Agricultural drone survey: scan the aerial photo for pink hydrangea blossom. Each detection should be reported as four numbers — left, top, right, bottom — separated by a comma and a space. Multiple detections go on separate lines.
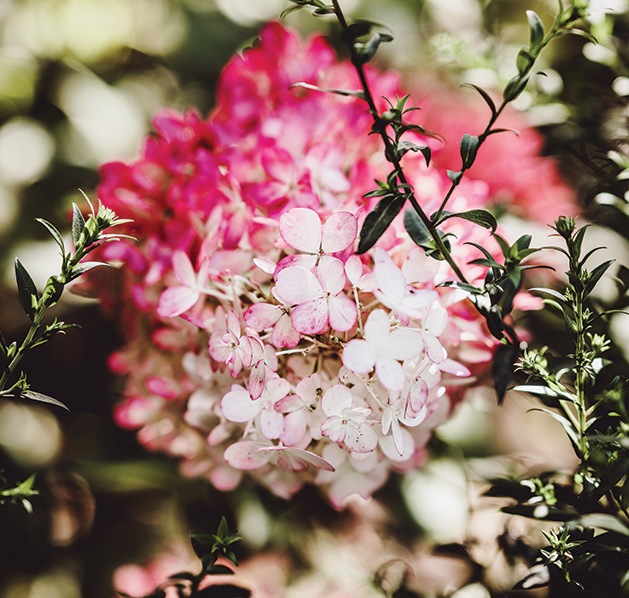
87, 21, 574, 507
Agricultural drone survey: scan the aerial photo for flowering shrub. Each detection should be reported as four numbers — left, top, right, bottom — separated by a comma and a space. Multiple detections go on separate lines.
91, 22, 573, 508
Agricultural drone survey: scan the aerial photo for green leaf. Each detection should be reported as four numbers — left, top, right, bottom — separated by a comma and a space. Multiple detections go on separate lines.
575, 513, 629, 536
70, 261, 112, 278
354, 31, 391, 64
435, 209, 497, 232
36, 218, 66, 256
14, 258, 39, 320
493, 342, 520, 403
516, 48, 535, 74
462, 83, 496, 118
447, 169, 462, 185
527, 407, 581, 455
583, 259, 614, 299
459, 133, 479, 169
397, 141, 431, 166
21, 390, 71, 412
486, 304, 504, 339
512, 384, 576, 403
527, 10, 545, 51
357, 192, 406, 254
168, 571, 196, 582
403, 209, 452, 259
503, 73, 531, 103
71, 203, 86, 248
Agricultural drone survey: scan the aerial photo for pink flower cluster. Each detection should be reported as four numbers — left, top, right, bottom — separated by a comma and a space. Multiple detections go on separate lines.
92, 22, 571, 508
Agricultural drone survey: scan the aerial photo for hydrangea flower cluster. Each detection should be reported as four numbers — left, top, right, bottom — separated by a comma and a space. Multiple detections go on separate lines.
91, 22, 572, 508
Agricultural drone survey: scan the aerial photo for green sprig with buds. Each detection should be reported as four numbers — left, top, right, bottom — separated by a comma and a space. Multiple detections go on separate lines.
0, 193, 133, 411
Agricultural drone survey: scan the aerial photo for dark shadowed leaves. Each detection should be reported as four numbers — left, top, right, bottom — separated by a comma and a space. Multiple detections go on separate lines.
358, 193, 406, 254
493, 342, 520, 403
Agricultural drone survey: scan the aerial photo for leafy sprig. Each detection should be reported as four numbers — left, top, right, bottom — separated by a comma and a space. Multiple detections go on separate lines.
0, 193, 132, 411
491, 218, 629, 593
284, 0, 590, 399
118, 517, 246, 598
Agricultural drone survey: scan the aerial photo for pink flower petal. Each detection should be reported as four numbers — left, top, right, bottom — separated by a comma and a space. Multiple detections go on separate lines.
321, 211, 357, 253
345, 255, 363, 286
328, 294, 357, 332
271, 313, 301, 348
171, 250, 196, 287
274, 266, 321, 305
290, 298, 329, 334
224, 441, 271, 470
425, 335, 447, 363
259, 446, 335, 472
280, 411, 307, 446
315, 256, 346, 295
382, 328, 423, 361
157, 286, 199, 318
373, 248, 405, 302
244, 303, 282, 330
363, 309, 391, 345
344, 423, 378, 453
279, 207, 321, 253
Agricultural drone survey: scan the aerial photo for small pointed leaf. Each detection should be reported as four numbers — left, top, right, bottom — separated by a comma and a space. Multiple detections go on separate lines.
71, 203, 86, 247
462, 83, 497, 117
14, 258, 39, 320
357, 192, 406, 254
36, 218, 66, 256
21, 390, 71, 412
435, 209, 497, 232
459, 133, 479, 169
527, 11, 545, 51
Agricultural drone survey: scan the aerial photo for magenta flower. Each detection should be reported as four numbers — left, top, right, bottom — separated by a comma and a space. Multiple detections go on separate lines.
274, 257, 357, 334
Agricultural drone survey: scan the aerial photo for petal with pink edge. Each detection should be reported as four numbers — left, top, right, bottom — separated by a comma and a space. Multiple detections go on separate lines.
279, 207, 321, 253
244, 303, 282, 330
345, 424, 378, 453
224, 441, 271, 470
157, 286, 199, 318
321, 211, 357, 253
274, 266, 321, 305
291, 298, 329, 334
328, 295, 357, 332
220, 387, 261, 422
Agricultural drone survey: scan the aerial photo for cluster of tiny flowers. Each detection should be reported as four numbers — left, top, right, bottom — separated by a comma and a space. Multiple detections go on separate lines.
91, 22, 571, 507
